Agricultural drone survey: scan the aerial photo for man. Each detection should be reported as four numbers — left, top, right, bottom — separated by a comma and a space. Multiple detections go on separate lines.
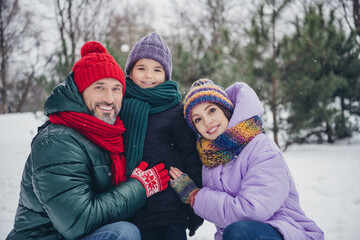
6, 41, 170, 240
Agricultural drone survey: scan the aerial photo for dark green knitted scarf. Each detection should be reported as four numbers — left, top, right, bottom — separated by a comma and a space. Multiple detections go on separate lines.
121, 77, 181, 177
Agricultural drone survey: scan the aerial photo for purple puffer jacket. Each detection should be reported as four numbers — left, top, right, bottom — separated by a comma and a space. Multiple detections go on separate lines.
192, 82, 324, 240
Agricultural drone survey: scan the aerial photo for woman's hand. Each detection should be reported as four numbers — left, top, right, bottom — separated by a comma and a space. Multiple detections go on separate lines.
169, 166, 184, 180
169, 167, 199, 207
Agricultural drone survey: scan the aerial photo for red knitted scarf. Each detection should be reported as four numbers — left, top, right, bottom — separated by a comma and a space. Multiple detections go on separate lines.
49, 111, 126, 185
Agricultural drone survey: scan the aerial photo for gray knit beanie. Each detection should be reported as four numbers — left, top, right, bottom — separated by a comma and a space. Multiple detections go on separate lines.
125, 32, 172, 80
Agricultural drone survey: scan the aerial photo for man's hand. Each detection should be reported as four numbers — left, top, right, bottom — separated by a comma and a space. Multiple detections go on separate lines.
130, 161, 170, 197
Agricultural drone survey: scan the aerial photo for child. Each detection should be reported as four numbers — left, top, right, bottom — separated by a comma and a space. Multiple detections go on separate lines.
120, 32, 203, 240
170, 79, 324, 240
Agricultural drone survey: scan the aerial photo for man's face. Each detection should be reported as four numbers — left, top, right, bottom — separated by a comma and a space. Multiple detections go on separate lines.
82, 78, 123, 125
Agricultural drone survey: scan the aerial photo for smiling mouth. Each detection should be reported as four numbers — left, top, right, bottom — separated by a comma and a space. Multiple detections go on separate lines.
98, 105, 114, 111
141, 81, 155, 86
207, 126, 219, 134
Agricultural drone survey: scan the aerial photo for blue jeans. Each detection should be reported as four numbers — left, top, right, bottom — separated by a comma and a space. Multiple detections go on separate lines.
82, 221, 141, 240
223, 221, 284, 240
141, 225, 187, 240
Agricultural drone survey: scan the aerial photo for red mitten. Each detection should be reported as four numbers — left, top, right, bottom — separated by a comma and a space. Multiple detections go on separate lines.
130, 161, 170, 197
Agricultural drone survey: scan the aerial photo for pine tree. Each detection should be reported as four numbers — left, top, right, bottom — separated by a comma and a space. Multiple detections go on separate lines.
281, 4, 360, 146
242, 0, 292, 145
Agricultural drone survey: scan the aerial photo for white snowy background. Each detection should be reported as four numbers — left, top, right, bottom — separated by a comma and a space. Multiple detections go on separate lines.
0, 112, 359, 239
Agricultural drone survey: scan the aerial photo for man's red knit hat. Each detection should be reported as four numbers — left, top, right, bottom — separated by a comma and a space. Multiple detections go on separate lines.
72, 41, 125, 94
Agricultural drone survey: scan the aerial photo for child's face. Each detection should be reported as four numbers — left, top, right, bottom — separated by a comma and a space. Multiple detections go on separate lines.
191, 102, 229, 140
129, 58, 166, 88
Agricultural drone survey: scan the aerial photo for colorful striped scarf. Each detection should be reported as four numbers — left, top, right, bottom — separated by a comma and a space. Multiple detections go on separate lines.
197, 116, 265, 167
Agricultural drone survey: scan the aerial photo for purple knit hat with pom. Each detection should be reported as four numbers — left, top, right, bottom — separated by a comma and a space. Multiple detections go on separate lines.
125, 32, 172, 80
184, 79, 234, 133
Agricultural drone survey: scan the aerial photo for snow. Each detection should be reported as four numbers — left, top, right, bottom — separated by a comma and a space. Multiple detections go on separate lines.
0, 112, 359, 239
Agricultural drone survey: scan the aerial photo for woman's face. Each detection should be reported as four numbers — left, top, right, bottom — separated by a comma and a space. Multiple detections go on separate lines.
191, 102, 229, 140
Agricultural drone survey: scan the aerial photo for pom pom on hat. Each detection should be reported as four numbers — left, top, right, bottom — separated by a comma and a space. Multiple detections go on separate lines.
73, 41, 125, 93
80, 41, 107, 57
125, 32, 172, 80
184, 79, 234, 133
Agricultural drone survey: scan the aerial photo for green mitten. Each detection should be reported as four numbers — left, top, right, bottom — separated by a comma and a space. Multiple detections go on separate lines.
170, 173, 199, 204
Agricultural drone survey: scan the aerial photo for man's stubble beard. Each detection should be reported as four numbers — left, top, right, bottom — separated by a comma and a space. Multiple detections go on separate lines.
93, 112, 117, 125
92, 103, 121, 125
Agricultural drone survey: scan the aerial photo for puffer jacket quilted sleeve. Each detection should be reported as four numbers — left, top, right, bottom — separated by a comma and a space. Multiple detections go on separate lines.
34, 125, 146, 239
7, 123, 146, 240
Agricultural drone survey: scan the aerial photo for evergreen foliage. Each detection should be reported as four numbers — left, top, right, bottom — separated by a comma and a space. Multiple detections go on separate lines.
172, 28, 244, 96
4, 0, 360, 148
281, 4, 360, 146
241, 0, 292, 145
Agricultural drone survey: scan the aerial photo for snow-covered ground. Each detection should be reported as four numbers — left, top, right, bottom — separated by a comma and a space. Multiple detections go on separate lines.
0, 112, 359, 239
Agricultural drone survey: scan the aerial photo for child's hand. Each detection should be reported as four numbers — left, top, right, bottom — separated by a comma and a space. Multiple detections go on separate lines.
169, 166, 184, 180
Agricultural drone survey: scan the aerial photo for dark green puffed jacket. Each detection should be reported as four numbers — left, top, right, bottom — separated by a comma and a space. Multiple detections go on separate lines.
6, 73, 147, 240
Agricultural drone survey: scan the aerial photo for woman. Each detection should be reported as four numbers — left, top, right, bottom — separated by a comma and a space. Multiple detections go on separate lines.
170, 79, 324, 240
